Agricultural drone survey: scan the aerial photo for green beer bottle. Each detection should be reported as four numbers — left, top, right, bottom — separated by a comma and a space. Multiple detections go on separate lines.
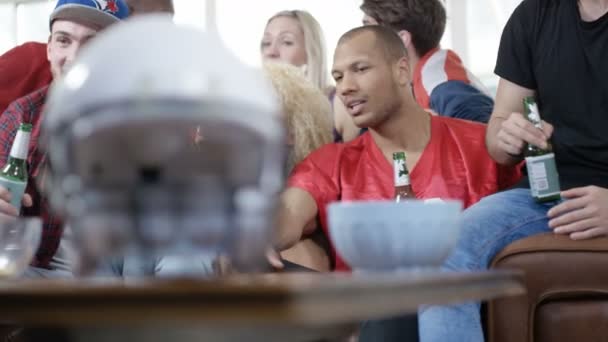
523, 97, 561, 202
0, 123, 32, 211
393, 152, 415, 202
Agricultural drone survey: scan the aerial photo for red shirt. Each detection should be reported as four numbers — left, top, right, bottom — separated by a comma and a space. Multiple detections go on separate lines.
288, 115, 521, 271
0, 42, 52, 114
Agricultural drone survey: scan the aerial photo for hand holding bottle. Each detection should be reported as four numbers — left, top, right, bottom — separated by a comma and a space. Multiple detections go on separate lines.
0, 187, 32, 217
0, 123, 33, 216
496, 112, 554, 157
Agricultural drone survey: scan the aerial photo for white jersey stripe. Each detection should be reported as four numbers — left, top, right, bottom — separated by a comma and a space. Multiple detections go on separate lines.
420, 49, 449, 97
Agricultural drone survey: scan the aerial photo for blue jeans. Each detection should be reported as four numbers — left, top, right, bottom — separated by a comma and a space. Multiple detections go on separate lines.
108, 253, 215, 279
418, 188, 556, 342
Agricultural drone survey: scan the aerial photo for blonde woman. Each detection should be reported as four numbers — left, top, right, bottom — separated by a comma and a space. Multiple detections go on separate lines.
264, 62, 333, 271
261, 10, 363, 143
261, 10, 330, 92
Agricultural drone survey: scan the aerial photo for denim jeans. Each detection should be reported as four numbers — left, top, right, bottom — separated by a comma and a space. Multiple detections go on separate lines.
418, 188, 556, 342
108, 253, 214, 279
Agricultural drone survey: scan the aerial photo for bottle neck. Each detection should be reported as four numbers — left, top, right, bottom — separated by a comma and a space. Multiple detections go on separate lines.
527, 144, 552, 155
9, 130, 30, 160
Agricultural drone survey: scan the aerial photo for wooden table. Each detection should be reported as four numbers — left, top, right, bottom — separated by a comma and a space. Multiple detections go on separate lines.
0, 270, 525, 341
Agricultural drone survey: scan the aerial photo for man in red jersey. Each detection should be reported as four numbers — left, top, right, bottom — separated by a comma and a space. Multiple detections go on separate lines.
271, 25, 519, 342
274, 25, 520, 272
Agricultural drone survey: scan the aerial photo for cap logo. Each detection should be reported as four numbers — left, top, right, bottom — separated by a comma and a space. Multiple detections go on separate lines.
93, 0, 118, 13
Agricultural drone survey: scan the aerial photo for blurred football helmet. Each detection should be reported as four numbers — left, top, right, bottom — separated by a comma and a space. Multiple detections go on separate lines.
42, 15, 285, 274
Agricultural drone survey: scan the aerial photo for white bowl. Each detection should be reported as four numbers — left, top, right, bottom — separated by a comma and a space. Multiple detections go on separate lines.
0, 218, 42, 278
328, 200, 462, 271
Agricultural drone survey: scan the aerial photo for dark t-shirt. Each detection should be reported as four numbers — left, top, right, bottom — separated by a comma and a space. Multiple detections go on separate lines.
495, 0, 608, 190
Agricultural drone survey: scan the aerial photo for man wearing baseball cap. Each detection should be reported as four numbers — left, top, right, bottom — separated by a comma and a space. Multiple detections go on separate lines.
46, 0, 130, 77
50, 0, 130, 29
0, 0, 128, 278
0, 0, 174, 114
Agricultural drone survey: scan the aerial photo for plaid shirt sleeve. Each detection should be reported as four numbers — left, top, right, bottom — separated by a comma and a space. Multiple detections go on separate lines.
0, 88, 64, 269
0, 99, 23, 165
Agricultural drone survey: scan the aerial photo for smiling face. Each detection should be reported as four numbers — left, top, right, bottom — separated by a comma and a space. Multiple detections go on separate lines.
47, 20, 98, 78
331, 31, 404, 129
260, 16, 308, 67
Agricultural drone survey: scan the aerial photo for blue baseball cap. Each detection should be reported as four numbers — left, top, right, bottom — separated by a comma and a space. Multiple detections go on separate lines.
50, 0, 129, 30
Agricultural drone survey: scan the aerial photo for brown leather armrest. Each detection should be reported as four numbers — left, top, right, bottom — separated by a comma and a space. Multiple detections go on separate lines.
491, 232, 608, 292
488, 233, 608, 342
492, 233, 608, 267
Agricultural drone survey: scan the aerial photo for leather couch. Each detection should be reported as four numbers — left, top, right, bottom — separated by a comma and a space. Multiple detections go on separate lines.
487, 233, 608, 342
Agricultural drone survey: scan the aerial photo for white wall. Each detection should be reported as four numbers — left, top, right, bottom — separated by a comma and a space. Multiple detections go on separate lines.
213, 0, 362, 69
0, 0, 523, 90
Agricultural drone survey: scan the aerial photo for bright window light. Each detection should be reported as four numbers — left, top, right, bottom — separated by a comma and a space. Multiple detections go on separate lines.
1, 0, 524, 92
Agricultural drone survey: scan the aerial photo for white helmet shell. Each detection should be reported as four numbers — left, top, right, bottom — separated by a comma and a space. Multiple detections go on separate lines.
45, 15, 279, 136
42, 15, 285, 274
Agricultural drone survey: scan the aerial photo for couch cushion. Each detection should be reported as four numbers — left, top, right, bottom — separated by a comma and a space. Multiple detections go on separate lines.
487, 233, 608, 342
535, 299, 608, 342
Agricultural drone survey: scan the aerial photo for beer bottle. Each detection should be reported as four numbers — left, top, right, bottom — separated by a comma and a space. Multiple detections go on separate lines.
523, 97, 561, 202
0, 123, 32, 211
393, 152, 415, 202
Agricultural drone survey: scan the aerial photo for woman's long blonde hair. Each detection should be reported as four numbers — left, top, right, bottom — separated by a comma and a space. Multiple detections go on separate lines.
266, 10, 331, 92
264, 62, 333, 174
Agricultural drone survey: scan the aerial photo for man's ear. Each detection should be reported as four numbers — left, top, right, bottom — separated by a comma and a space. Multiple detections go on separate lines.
395, 57, 411, 86
397, 30, 412, 49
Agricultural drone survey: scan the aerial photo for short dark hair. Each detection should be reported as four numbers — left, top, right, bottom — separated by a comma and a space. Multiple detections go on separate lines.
360, 0, 446, 57
337, 25, 408, 63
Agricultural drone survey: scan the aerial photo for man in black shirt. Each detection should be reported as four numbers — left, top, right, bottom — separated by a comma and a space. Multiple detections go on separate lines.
419, 0, 608, 340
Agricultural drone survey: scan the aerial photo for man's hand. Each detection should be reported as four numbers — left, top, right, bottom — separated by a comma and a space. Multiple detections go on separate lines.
266, 248, 284, 269
496, 112, 554, 157
0, 186, 32, 217
548, 186, 608, 240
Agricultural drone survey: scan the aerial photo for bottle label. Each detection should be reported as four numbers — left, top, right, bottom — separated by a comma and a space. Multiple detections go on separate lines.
9, 130, 31, 160
525, 153, 560, 199
393, 159, 410, 186
0, 176, 26, 211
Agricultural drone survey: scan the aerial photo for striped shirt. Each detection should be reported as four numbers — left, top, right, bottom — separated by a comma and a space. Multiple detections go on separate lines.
412, 48, 494, 123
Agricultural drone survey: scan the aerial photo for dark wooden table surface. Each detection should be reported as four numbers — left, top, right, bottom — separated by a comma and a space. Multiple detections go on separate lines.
0, 270, 525, 342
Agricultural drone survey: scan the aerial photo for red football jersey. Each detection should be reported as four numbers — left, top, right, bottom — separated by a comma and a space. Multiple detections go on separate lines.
288, 115, 521, 271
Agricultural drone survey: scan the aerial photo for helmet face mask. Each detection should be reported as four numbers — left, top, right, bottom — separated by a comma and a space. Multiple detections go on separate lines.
42, 16, 285, 275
